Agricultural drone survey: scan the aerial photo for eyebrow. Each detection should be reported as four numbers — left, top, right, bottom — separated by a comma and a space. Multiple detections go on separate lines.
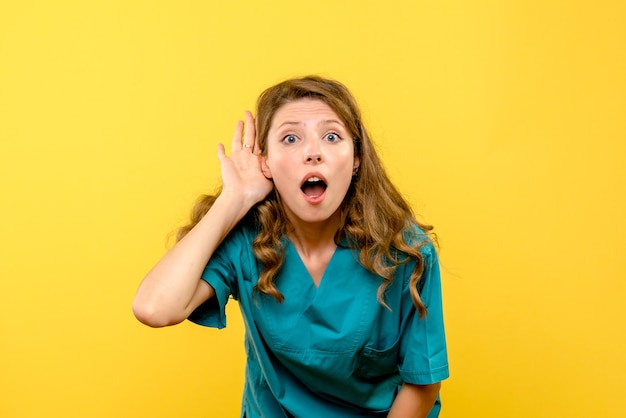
276, 119, 345, 129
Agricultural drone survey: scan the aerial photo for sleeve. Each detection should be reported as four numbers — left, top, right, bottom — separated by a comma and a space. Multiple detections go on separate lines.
397, 241, 449, 385
187, 230, 242, 329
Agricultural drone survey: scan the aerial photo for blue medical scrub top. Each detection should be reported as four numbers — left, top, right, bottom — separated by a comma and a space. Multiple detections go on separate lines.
189, 225, 449, 417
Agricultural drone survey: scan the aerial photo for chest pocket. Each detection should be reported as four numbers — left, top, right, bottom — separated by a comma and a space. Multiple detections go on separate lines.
354, 337, 401, 380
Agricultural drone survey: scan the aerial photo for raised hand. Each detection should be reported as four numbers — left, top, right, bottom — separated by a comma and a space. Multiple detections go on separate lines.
217, 111, 273, 208
133, 111, 271, 328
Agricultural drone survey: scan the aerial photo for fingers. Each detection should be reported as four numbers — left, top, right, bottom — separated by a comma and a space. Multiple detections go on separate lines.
230, 120, 244, 153
217, 143, 226, 161
227, 112, 255, 156
242, 111, 256, 151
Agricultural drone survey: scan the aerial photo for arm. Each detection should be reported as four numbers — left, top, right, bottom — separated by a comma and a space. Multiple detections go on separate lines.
132, 112, 272, 327
387, 382, 441, 418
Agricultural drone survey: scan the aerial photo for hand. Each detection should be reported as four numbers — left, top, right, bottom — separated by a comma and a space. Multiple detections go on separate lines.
217, 111, 273, 207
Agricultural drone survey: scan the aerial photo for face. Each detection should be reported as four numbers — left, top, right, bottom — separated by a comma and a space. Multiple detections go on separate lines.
261, 99, 360, 226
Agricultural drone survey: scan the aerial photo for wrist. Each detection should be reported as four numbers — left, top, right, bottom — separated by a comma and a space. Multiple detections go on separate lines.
213, 191, 255, 223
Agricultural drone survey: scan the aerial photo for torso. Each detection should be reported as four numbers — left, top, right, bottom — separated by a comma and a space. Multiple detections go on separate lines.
189, 225, 448, 417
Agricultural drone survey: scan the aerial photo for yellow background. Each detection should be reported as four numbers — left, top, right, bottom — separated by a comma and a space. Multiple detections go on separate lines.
1, 1, 624, 417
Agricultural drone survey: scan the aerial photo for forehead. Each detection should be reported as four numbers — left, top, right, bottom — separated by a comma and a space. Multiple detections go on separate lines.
270, 98, 343, 127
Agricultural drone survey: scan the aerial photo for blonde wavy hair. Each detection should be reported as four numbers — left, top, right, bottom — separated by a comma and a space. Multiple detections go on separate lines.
178, 76, 434, 317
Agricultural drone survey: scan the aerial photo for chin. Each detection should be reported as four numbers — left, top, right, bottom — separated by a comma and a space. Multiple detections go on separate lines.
295, 207, 342, 225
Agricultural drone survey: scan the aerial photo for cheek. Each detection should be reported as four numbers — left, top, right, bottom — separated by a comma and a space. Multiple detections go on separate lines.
264, 156, 296, 187
332, 156, 357, 187
265, 146, 297, 171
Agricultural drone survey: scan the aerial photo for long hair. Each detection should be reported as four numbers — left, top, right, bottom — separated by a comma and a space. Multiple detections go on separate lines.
178, 76, 434, 317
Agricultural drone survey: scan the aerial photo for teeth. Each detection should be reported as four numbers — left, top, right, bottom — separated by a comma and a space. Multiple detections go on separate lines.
307, 176, 321, 182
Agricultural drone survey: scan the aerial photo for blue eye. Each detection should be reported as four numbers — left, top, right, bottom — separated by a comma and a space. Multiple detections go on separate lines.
325, 133, 340, 143
283, 134, 297, 144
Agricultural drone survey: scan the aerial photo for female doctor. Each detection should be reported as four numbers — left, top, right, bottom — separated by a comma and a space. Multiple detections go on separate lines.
133, 76, 449, 417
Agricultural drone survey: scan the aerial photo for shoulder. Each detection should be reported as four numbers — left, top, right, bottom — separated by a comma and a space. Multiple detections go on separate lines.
209, 223, 258, 265
402, 223, 437, 258
397, 224, 439, 287
223, 222, 257, 246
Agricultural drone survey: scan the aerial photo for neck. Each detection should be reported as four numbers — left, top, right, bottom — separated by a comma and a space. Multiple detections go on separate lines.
286, 211, 341, 257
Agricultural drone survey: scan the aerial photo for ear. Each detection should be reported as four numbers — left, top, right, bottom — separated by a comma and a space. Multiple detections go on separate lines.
261, 156, 273, 179
353, 156, 360, 173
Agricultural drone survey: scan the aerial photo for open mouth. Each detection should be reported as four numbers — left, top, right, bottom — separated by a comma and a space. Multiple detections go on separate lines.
301, 176, 327, 198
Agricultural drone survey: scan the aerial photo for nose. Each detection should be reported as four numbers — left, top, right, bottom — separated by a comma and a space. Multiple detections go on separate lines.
306, 152, 322, 163
304, 140, 322, 164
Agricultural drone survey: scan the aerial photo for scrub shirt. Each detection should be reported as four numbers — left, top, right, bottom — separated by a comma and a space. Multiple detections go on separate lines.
189, 224, 449, 417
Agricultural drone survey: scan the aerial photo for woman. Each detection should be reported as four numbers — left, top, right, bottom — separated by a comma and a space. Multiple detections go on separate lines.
133, 76, 449, 417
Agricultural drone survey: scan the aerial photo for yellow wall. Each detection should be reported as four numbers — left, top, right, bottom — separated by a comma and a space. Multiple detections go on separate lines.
1, 1, 624, 417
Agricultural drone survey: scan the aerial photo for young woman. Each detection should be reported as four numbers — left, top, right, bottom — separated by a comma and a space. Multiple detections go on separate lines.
133, 76, 449, 417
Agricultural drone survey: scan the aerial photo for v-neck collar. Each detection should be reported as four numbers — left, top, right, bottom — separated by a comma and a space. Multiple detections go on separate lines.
284, 238, 340, 292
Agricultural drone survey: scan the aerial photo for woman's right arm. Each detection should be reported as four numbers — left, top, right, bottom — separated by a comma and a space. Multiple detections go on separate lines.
132, 112, 272, 327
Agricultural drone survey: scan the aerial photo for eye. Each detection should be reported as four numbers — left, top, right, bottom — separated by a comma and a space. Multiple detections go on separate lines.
282, 134, 298, 144
325, 132, 341, 143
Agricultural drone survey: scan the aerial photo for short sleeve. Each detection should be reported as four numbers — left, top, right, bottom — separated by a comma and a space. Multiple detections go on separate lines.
398, 242, 449, 384
187, 230, 243, 329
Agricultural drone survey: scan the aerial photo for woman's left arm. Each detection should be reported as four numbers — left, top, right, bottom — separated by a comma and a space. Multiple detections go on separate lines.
387, 382, 441, 418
